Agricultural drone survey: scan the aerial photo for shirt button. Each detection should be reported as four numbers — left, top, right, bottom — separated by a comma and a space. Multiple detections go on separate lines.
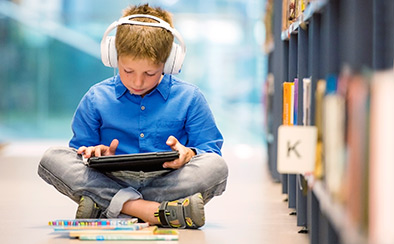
140, 133, 144, 138
141, 106, 145, 111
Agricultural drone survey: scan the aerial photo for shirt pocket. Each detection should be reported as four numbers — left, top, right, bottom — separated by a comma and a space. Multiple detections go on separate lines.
155, 120, 185, 149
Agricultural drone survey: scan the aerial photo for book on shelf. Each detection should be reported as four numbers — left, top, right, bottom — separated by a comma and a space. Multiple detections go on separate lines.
368, 70, 394, 244
282, 0, 296, 30
263, 0, 274, 54
302, 77, 312, 126
282, 81, 294, 126
293, 78, 299, 125
344, 72, 369, 233
282, 0, 310, 31
322, 74, 346, 200
282, 0, 289, 31
300, 0, 309, 13
300, 77, 312, 194
289, 0, 297, 22
263, 73, 275, 143
314, 79, 326, 180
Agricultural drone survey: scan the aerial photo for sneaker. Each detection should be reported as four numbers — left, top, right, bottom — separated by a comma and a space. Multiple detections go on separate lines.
154, 193, 205, 229
75, 196, 102, 219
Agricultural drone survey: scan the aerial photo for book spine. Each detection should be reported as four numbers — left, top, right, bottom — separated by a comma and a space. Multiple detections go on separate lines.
323, 93, 345, 199
79, 234, 179, 241
293, 78, 299, 125
313, 79, 326, 179
282, 82, 294, 126
302, 78, 311, 126
323, 75, 346, 199
344, 74, 369, 231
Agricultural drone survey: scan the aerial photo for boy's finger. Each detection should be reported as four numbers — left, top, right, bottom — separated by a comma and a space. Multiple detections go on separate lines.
77, 146, 87, 154
95, 147, 101, 157
109, 139, 119, 155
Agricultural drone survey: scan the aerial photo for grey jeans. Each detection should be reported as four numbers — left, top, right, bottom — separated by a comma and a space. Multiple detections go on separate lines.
37, 147, 228, 218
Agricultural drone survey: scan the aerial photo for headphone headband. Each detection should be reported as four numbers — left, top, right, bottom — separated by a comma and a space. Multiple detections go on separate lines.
100, 14, 186, 74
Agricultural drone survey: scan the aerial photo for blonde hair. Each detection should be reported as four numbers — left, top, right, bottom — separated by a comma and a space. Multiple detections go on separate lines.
115, 4, 174, 64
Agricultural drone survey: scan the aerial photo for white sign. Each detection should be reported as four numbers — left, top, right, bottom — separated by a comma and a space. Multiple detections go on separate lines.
277, 125, 317, 174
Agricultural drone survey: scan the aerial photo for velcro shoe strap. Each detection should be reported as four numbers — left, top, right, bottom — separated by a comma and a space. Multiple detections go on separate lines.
157, 202, 171, 227
158, 209, 170, 227
157, 201, 187, 228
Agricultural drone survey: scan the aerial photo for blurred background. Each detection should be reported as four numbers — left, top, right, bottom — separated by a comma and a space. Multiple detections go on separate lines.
0, 0, 267, 147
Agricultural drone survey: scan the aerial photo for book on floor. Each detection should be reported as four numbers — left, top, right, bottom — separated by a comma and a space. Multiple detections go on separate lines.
48, 218, 179, 241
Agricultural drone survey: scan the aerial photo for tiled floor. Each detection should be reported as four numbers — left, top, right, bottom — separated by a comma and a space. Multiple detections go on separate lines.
0, 141, 309, 244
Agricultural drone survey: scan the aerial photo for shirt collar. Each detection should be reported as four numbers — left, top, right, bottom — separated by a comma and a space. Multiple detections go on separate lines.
114, 74, 171, 100
115, 75, 128, 99
154, 74, 171, 100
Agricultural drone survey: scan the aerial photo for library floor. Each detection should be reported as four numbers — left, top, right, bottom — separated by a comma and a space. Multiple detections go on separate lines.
0, 141, 309, 244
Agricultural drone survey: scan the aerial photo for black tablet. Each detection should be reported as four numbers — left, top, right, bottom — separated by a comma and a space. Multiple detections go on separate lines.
86, 151, 179, 172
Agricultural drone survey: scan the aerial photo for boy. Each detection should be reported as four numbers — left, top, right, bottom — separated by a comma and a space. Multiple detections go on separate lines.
38, 4, 228, 229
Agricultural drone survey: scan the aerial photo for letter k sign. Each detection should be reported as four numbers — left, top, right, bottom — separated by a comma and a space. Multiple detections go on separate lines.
277, 125, 317, 174
287, 140, 301, 158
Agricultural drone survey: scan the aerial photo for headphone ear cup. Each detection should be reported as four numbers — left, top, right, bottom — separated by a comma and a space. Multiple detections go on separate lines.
101, 36, 118, 68
164, 43, 185, 74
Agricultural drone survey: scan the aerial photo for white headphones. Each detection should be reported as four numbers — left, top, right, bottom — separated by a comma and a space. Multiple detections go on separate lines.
100, 14, 186, 74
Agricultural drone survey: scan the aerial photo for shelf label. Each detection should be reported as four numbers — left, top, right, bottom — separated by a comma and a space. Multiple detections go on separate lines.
277, 125, 317, 174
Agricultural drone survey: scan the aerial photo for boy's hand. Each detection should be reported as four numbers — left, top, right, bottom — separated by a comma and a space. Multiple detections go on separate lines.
163, 135, 196, 169
77, 139, 119, 159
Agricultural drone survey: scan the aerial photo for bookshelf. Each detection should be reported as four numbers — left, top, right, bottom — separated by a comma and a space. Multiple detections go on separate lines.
264, 0, 394, 243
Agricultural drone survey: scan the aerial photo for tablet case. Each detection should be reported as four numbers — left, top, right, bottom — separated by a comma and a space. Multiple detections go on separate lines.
87, 151, 179, 172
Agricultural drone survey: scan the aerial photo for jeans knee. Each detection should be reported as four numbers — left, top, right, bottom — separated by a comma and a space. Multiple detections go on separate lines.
208, 153, 229, 178
196, 153, 228, 202
39, 147, 62, 168
38, 146, 77, 174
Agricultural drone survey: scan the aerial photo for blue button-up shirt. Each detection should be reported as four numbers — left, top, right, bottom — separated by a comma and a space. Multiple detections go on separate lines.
69, 74, 223, 156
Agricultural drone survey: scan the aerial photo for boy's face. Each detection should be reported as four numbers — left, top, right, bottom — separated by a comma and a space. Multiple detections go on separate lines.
118, 55, 164, 97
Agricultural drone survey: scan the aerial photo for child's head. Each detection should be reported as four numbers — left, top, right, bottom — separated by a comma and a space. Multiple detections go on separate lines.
115, 4, 174, 65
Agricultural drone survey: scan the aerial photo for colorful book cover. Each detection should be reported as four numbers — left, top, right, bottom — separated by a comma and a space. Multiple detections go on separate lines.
48, 218, 179, 241
282, 81, 294, 126
49, 218, 139, 230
